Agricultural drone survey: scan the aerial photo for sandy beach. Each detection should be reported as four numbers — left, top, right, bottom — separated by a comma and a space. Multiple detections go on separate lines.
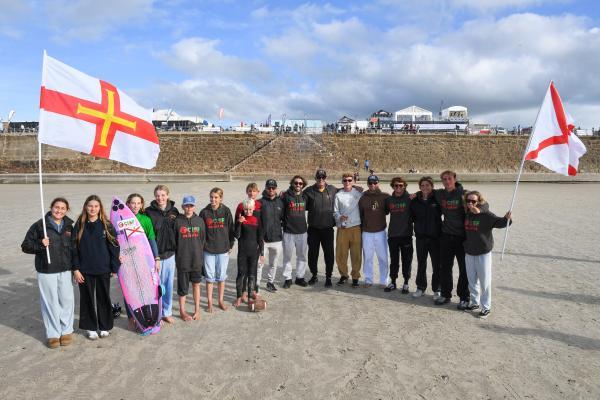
1, 181, 599, 399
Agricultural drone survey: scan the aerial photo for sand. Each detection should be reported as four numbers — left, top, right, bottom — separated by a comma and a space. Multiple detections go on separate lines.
0, 181, 599, 399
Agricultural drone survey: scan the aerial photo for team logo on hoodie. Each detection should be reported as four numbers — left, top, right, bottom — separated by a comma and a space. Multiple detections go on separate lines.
388, 201, 407, 213
205, 217, 225, 229
441, 199, 461, 211
464, 218, 480, 232
289, 201, 305, 212
180, 226, 201, 238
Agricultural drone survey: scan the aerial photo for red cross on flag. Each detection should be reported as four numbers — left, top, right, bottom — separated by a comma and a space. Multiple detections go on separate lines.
38, 53, 159, 169
524, 82, 586, 176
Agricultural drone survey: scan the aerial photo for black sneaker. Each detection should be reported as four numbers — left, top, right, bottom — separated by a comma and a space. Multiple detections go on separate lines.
384, 283, 397, 292
478, 309, 490, 319
457, 300, 468, 310
324, 278, 332, 288
401, 283, 409, 294
295, 278, 308, 287
351, 279, 359, 288
282, 279, 292, 289
266, 282, 278, 292
308, 275, 319, 285
337, 276, 348, 286
434, 297, 451, 305
466, 304, 480, 311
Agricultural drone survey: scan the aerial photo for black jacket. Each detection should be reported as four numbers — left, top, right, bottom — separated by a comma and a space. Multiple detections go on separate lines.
410, 193, 442, 239
145, 200, 179, 259
21, 213, 74, 274
260, 190, 284, 243
282, 187, 308, 234
303, 183, 337, 229
72, 219, 120, 275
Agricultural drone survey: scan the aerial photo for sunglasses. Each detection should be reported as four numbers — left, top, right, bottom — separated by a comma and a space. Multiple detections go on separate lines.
342, 179, 353, 183
368, 181, 379, 185
466, 199, 478, 204
316, 176, 326, 180
267, 186, 277, 190
393, 184, 405, 188
293, 181, 304, 186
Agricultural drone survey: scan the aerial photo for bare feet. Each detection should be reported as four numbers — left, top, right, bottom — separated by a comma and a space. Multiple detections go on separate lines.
207, 303, 214, 313
128, 318, 137, 331
218, 301, 229, 311
241, 292, 248, 304
162, 316, 175, 324
180, 311, 192, 322
233, 298, 243, 307
192, 311, 201, 320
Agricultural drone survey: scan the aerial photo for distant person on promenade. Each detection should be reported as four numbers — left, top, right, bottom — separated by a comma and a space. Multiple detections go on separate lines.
233, 198, 264, 308
260, 179, 285, 293
304, 169, 337, 287
281, 175, 309, 288
200, 188, 235, 312
385, 177, 413, 293
333, 172, 363, 288
434, 171, 486, 309
21, 197, 75, 349
173, 195, 205, 321
463, 191, 512, 318
125, 193, 160, 330
364, 158, 370, 172
358, 175, 390, 288
72, 195, 120, 340
410, 177, 442, 299
146, 185, 179, 324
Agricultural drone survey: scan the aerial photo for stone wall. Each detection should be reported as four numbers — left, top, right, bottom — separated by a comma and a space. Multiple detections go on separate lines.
1, 133, 599, 174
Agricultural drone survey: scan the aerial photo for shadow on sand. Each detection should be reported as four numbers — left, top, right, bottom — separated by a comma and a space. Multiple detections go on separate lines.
497, 286, 600, 305
495, 250, 600, 264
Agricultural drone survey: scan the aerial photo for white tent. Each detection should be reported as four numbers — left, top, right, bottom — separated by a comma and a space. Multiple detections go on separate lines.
394, 106, 433, 122
152, 109, 205, 124
441, 106, 468, 121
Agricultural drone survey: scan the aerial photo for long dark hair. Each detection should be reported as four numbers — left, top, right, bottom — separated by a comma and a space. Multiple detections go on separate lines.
76, 195, 116, 246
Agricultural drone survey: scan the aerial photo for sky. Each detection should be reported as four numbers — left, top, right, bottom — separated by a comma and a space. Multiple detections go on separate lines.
1, 0, 599, 128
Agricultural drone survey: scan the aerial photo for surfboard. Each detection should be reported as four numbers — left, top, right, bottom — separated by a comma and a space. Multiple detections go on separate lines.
110, 197, 161, 335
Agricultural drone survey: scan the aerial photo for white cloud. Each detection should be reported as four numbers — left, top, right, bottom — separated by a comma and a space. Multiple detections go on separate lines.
44, 0, 155, 42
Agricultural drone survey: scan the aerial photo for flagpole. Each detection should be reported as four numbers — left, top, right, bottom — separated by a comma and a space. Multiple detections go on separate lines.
500, 81, 551, 260
39, 50, 51, 264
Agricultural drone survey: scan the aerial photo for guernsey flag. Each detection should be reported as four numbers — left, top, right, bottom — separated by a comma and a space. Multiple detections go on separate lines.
38, 52, 159, 169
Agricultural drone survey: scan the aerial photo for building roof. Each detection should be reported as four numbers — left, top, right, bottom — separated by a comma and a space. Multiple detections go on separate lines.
394, 105, 433, 116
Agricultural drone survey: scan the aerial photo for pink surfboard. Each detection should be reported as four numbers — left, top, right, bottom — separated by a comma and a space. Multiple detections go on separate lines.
110, 197, 161, 335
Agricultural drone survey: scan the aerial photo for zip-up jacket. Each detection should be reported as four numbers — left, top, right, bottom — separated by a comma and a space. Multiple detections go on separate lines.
410, 193, 442, 239
235, 214, 264, 256
282, 187, 308, 234
145, 200, 179, 259
199, 204, 235, 254
386, 192, 413, 238
72, 219, 120, 275
358, 189, 390, 233
260, 191, 284, 242
173, 213, 206, 273
464, 209, 511, 255
21, 213, 74, 274
304, 183, 337, 229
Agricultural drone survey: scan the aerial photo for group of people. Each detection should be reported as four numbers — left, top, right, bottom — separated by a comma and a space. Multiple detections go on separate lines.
22, 169, 512, 349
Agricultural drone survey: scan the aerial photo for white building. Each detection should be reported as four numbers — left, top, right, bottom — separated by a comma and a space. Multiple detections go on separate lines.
394, 106, 433, 123
441, 106, 468, 122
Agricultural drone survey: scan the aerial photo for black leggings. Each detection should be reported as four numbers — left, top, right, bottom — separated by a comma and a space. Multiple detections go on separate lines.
236, 250, 259, 298
78, 273, 113, 331
415, 237, 440, 291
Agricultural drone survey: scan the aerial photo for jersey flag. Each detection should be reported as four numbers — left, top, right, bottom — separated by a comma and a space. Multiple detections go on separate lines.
524, 81, 586, 176
38, 53, 160, 169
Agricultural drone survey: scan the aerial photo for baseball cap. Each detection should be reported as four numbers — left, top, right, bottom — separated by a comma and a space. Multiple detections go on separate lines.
182, 195, 196, 206
265, 178, 277, 188
315, 169, 327, 179
367, 175, 379, 184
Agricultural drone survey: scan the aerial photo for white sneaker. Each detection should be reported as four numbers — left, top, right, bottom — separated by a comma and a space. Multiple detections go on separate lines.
401, 284, 410, 294
87, 330, 99, 340
433, 291, 441, 300
99, 330, 110, 338
412, 289, 424, 298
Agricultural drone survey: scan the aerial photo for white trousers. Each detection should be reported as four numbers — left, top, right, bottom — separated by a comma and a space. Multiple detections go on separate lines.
362, 231, 389, 285
37, 271, 75, 339
261, 241, 283, 284
465, 252, 492, 311
282, 232, 308, 280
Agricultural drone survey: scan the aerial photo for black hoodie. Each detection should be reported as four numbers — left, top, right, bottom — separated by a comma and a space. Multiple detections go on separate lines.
173, 213, 206, 273
199, 204, 235, 254
386, 191, 413, 238
410, 193, 442, 239
282, 187, 308, 234
464, 209, 511, 255
21, 213, 75, 274
261, 190, 284, 243
303, 183, 337, 229
145, 199, 179, 259
434, 183, 488, 237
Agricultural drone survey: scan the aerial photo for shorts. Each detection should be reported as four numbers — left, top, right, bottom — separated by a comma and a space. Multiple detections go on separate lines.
203, 251, 229, 283
176, 270, 202, 296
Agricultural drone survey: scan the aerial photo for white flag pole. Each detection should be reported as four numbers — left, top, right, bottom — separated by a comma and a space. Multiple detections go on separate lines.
39, 50, 51, 264
500, 81, 551, 260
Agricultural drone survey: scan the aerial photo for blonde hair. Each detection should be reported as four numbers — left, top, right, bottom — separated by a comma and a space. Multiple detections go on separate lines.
245, 183, 259, 192
242, 198, 255, 210
464, 190, 487, 210
210, 187, 224, 199
154, 184, 170, 195
341, 172, 354, 180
